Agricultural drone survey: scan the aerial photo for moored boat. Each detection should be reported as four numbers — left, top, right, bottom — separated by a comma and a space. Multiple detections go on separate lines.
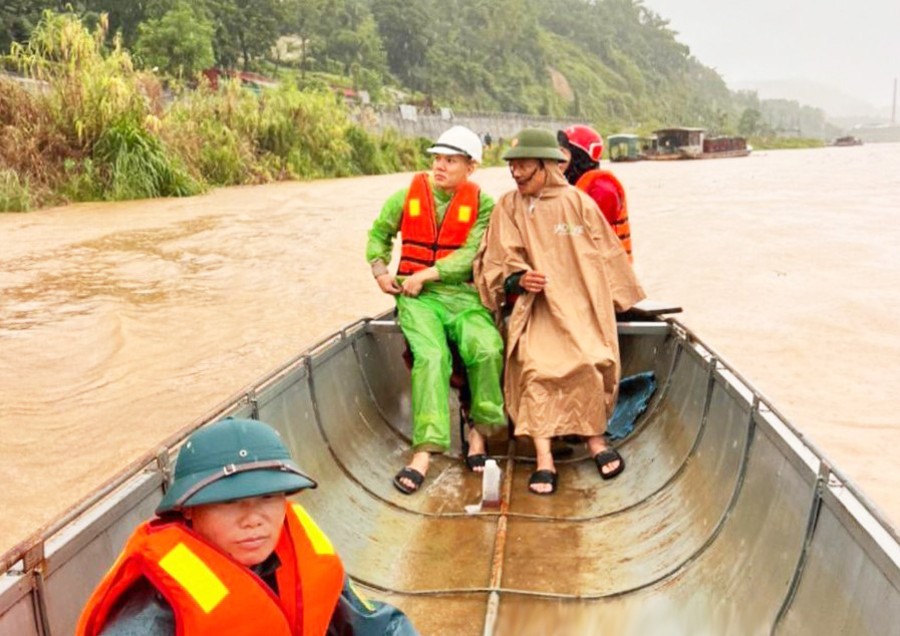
833, 135, 864, 147
643, 127, 705, 160
701, 135, 752, 158
644, 127, 751, 160
1, 310, 898, 635
607, 134, 654, 162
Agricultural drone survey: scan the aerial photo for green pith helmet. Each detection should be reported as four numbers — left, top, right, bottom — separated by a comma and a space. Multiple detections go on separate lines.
501, 128, 567, 161
156, 418, 316, 515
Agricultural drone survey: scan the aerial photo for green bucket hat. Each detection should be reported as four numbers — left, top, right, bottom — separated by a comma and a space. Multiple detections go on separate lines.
156, 418, 316, 515
502, 128, 567, 161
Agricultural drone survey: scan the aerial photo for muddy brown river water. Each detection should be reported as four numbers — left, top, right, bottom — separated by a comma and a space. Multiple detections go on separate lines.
1, 144, 899, 556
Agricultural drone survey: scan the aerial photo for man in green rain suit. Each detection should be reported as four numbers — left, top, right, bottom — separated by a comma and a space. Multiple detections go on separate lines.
366, 125, 506, 495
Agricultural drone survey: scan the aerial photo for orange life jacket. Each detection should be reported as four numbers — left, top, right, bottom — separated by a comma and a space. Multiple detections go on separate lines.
397, 172, 480, 276
575, 169, 633, 261
77, 502, 344, 636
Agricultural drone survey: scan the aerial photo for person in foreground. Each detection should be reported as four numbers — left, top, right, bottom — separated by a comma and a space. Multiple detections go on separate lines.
558, 124, 633, 261
474, 128, 646, 495
77, 417, 417, 635
365, 125, 506, 495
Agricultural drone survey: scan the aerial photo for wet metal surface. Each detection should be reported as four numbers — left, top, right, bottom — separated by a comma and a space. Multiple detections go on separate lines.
2, 317, 899, 635
282, 320, 899, 634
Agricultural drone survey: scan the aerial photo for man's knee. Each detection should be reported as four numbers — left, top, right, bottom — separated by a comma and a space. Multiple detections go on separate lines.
464, 337, 504, 365
410, 342, 452, 370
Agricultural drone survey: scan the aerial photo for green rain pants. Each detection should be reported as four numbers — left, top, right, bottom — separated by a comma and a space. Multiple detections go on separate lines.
396, 286, 506, 453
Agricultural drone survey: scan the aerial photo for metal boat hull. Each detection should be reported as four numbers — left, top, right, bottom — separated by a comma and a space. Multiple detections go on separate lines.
2, 314, 898, 635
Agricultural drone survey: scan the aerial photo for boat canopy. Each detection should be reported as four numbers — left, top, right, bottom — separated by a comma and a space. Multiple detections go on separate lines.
651, 128, 705, 157
608, 134, 652, 161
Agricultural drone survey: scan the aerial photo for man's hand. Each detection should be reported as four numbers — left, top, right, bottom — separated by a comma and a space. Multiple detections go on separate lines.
376, 273, 402, 295
520, 270, 547, 293
401, 267, 439, 297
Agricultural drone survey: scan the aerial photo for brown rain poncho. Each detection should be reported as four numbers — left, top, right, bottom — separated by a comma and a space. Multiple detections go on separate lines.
474, 162, 645, 439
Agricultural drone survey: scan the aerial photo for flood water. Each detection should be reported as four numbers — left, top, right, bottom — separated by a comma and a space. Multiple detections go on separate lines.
1, 144, 899, 556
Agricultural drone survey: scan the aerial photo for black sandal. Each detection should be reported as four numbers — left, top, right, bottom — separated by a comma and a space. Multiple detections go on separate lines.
393, 467, 425, 495
594, 449, 625, 480
528, 469, 558, 495
465, 453, 487, 471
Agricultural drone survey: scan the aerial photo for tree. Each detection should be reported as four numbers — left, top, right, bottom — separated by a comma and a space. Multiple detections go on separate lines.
281, 0, 329, 77
738, 108, 763, 137
202, 0, 283, 70
81, 0, 155, 47
1, 0, 50, 52
134, 2, 214, 79
371, 0, 433, 89
321, 0, 387, 80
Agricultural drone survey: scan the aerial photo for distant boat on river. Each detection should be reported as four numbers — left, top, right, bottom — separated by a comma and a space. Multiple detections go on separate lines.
832, 135, 864, 147
643, 127, 751, 160
608, 134, 655, 162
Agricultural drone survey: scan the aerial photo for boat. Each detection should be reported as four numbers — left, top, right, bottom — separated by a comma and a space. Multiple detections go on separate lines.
2, 309, 899, 635
607, 134, 654, 162
643, 127, 705, 160
644, 127, 750, 160
701, 135, 752, 158
833, 135, 864, 147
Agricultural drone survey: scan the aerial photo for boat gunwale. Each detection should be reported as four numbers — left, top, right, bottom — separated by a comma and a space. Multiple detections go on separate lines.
2, 313, 899, 625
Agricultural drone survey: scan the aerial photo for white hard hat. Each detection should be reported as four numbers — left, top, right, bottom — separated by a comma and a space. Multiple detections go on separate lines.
427, 125, 483, 163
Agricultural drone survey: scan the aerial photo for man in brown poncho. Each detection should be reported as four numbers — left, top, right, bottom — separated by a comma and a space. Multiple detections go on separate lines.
475, 128, 646, 495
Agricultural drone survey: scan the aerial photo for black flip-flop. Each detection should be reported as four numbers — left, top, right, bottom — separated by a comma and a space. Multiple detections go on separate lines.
465, 453, 487, 471
528, 469, 558, 495
594, 449, 625, 480
393, 467, 425, 495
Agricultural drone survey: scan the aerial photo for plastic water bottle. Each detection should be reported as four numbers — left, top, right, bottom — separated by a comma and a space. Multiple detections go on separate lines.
481, 459, 501, 508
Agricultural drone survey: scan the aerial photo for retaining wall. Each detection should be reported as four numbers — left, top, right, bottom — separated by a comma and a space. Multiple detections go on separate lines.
358, 105, 582, 143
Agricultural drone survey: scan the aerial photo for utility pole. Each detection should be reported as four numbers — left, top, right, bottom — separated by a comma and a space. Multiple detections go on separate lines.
893, 78, 897, 124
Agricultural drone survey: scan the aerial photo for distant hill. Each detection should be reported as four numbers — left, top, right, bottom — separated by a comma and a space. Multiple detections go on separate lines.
733, 79, 880, 118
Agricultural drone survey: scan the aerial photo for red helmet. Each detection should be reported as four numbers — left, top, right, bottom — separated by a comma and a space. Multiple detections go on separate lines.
562, 124, 603, 162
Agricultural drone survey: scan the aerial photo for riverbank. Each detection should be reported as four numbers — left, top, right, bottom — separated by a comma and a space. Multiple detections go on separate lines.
1, 143, 898, 556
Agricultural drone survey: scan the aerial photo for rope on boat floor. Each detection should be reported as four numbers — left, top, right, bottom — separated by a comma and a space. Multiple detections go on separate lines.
481, 439, 517, 636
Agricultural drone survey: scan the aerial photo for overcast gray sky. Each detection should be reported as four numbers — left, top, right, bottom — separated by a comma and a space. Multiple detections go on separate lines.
640, 0, 900, 111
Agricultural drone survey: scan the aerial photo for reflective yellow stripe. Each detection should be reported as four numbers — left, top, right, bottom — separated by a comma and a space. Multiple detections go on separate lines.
348, 579, 376, 612
458, 205, 471, 223
409, 199, 421, 217
291, 504, 335, 555
158, 543, 229, 613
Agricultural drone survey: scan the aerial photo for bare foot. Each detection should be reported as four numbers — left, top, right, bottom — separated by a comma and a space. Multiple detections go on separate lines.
529, 438, 556, 494
398, 451, 430, 492
586, 435, 621, 477
467, 426, 487, 473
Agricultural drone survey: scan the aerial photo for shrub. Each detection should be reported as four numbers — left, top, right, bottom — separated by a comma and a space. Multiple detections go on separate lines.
346, 124, 390, 175
9, 11, 152, 152
258, 86, 355, 179
161, 81, 259, 185
59, 158, 101, 202
92, 121, 200, 200
0, 170, 31, 212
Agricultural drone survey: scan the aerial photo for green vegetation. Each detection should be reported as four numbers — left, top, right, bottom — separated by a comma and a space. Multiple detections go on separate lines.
0, 170, 30, 212
1, 1, 839, 211
0, 11, 428, 211
749, 137, 827, 151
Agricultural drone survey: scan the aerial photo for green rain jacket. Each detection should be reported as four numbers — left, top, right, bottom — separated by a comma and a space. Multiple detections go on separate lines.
365, 177, 495, 293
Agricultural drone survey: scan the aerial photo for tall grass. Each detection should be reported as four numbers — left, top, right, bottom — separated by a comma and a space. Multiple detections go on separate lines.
9, 11, 152, 151
93, 121, 199, 200
1, 11, 434, 212
0, 170, 31, 212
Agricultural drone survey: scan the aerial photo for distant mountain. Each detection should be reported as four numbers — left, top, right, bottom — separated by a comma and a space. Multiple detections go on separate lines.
733, 79, 881, 118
